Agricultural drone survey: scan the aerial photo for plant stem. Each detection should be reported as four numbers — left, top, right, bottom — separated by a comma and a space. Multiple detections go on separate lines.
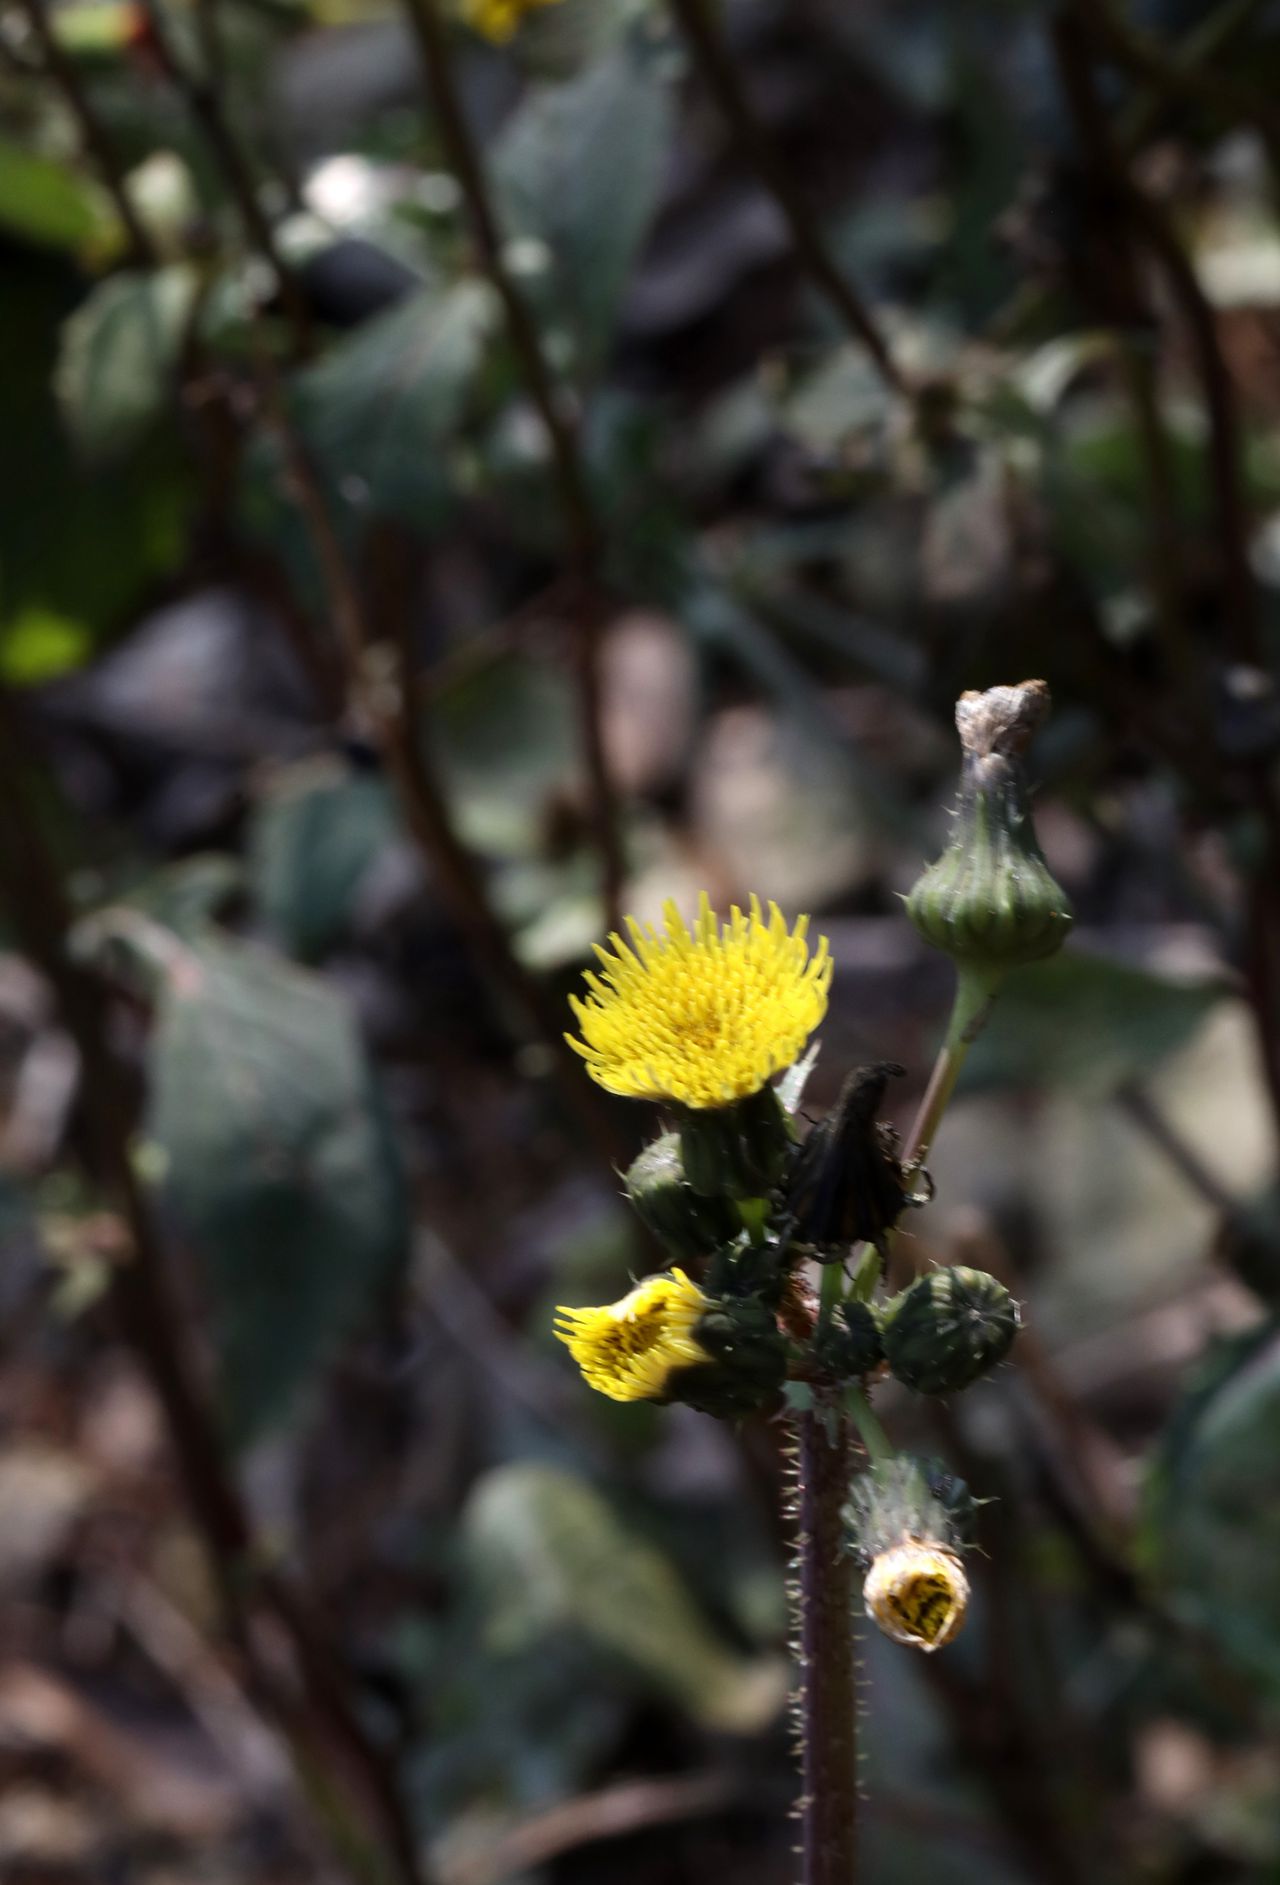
902, 966, 1003, 1174
846, 1385, 895, 1466
666, 0, 904, 395
793, 1390, 858, 1885
398, 0, 624, 932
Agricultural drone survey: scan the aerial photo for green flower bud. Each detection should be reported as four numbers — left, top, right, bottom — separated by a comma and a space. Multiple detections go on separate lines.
881, 1265, 1019, 1394
624, 1134, 740, 1261
813, 1299, 884, 1380
907, 680, 1072, 974
678, 1083, 791, 1201
672, 1295, 788, 1417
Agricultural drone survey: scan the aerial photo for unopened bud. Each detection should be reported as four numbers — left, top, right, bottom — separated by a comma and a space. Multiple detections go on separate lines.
673, 1296, 788, 1417
813, 1299, 884, 1379
907, 680, 1072, 974
783, 1064, 909, 1260
624, 1134, 739, 1261
881, 1265, 1019, 1394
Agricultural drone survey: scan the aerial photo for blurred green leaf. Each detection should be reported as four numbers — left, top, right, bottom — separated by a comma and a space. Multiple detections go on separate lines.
433, 652, 578, 857
1147, 1320, 1280, 1699
0, 607, 93, 684
0, 139, 114, 254
56, 266, 199, 462
962, 950, 1229, 1095
0, 258, 192, 654
249, 757, 398, 961
493, 42, 672, 372
465, 1463, 786, 1735
146, 935, 408, 1442
290, 279, 496, 532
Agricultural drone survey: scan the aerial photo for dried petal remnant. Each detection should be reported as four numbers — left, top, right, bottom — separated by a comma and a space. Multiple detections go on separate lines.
863, 1544, 969, 1652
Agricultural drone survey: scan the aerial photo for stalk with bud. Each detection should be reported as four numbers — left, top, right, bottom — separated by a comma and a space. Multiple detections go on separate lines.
553, 682, 1073, 1885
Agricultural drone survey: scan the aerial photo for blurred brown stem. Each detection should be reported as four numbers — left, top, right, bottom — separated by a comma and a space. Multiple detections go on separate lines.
666, 0, 904, 395
399, 0, 624, 930
134, 0, 314, 355
253, 362, 625, 1171
12, 0, 156, 263
792, 1394, 858, 1885
0, 692, 431, 1885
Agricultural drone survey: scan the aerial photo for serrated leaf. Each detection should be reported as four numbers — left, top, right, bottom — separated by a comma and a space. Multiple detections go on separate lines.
145, 936, 408, 1442
464, 1463, 786, 1734
1146, 1320, 1280, 1698
56, 267, 199, 462
493, 44, 672, 371
290, 278, 495, 531
961, 950, 1228, 1096
248, 757, 397, 960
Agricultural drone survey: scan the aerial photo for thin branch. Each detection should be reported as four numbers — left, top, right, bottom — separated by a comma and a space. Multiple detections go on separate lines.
398, 0, 625, 929
133, 0, 314, 354
666, 0, 904, 394
1115, 1080, 1236, 1216
252, 361, 626, 1172
1055, 5, 1257, 664
12, 0, 156, 262
0, 691, 432, 1885
1075, 0, 1280, 178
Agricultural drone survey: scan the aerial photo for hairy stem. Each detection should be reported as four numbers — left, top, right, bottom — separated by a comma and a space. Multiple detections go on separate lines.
793, 1393, 858, 1885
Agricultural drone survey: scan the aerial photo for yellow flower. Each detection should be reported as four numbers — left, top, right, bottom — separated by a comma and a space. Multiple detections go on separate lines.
567, 894, 832, 1110
863, 1543, 969, 1652
554, 1269, 711, 1402
462, 0, 561, 42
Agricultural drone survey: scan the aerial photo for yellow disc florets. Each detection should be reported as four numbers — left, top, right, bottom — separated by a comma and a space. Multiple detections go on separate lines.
566, 894, 832, 1110
554, 1269, 711, 1403
461, 0, 561, 41
863, 1543, 970, 1652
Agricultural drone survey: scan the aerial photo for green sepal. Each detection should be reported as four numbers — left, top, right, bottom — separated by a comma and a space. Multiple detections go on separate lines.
677, 1084, 791, 1200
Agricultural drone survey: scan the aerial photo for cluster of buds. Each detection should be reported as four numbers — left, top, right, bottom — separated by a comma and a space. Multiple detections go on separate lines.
554, 682, 1071, 1655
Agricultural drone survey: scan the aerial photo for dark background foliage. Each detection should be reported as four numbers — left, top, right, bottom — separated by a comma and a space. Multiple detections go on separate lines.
2, 0, 1280, 1878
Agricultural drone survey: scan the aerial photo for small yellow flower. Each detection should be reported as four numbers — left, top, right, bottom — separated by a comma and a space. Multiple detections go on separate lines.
863, 1543, 969, 1652
567, 894, 832, 1110
554, 1269, 711, 1402
462, 0, 561, 42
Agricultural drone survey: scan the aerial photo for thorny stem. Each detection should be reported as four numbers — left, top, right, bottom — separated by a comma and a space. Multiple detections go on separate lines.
399, 0, 625, 932
665, 0, 905, 396
792, 1391, 858, 1885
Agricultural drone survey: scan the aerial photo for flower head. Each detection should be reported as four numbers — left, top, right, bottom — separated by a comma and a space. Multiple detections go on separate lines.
863, 1543, 969, 1652
567, 894, 832, 1110
462, 0, 561, 42
554, 1269, 711, 1403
